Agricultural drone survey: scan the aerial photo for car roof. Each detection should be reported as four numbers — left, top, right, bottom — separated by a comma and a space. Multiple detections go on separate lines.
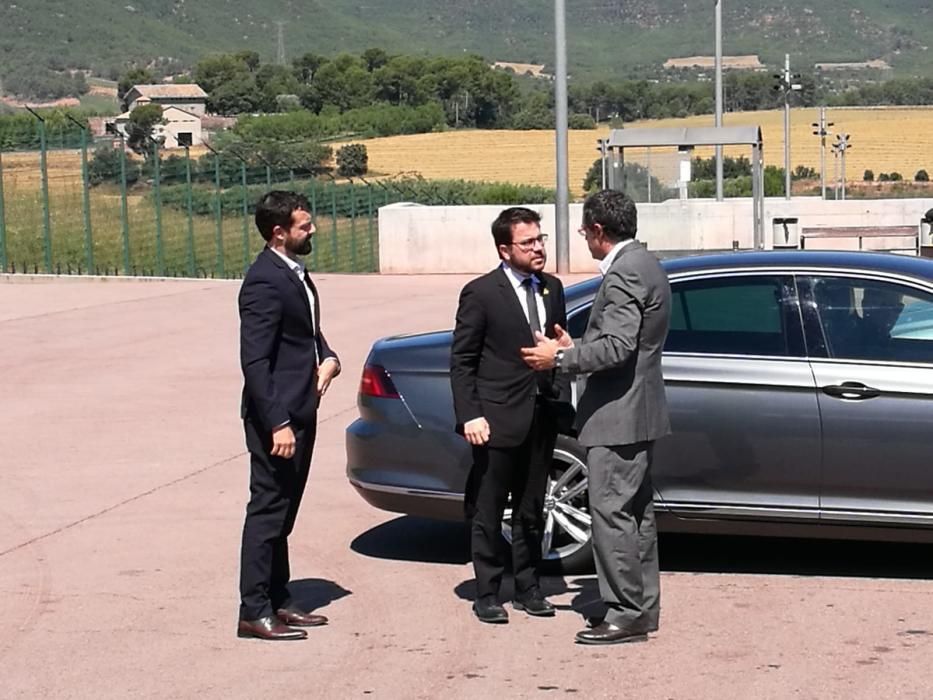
565, 250, 933, 305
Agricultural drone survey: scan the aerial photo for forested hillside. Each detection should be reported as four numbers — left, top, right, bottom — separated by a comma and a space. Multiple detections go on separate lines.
1, 0, 929, 99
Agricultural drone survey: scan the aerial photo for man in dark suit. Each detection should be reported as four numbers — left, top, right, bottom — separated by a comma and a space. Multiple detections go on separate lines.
450, 207, 571, 624
522, 190, 671, 645
237, 190, 340, 641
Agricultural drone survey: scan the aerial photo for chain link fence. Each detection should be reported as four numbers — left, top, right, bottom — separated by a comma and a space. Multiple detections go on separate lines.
0, 131, 406, 278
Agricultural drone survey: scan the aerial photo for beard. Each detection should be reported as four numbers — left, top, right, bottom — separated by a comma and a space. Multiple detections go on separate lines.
287, 235, 313, 256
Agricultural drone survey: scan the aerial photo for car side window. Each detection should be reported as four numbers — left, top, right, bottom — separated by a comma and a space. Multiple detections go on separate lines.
665, 275, 802, 357
566, 305, 591, 339
808, 276, 933, 364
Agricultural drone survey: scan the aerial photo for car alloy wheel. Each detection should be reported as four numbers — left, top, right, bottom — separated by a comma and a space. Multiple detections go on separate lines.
501, 436, 593, 574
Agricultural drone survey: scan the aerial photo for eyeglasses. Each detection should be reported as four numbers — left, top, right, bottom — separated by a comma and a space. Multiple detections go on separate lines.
577, 225, 590, 237
510, 234, 548, 251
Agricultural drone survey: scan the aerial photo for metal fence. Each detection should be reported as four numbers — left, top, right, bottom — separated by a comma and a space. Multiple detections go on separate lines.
0, 133, 407, 278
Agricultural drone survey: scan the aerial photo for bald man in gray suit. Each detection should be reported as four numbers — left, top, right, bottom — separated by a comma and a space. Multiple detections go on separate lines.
522, 189, 671, 645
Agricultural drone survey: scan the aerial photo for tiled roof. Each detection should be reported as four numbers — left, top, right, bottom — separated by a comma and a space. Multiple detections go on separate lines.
129, 84, 208, 99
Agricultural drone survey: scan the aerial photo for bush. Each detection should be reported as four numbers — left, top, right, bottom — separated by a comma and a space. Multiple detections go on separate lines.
88, 145, 140, 186
889, 171, 903, 181
336, 144, 368, 177
792, 165, 817, 180
916, 169, 929, 182
878, 173, 890, 182
863, 169, 874, 182
569, 113, 596, 129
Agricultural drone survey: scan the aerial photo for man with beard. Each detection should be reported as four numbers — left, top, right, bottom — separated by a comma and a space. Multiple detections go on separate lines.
450, 207, 571, 624
237, 190, 341, 641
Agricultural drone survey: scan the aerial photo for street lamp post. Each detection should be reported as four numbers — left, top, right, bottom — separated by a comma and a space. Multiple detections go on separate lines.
554, 0, 570, 273
714, 0, 724, 201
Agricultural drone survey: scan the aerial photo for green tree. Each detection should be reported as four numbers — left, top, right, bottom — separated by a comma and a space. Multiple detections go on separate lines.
915, 169, 929, 182
337, 144, 368, 177
125, 104, 164, 157
863, 169, 875, 182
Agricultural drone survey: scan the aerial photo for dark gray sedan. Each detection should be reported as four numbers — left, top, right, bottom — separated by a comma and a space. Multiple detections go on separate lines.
346, 251, 933, 572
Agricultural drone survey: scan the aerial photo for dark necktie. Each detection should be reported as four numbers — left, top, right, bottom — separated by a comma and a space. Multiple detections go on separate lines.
522, 277, 542, 335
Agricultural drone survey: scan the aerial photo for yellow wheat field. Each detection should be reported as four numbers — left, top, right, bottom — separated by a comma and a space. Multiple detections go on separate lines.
345, 107, 933, 195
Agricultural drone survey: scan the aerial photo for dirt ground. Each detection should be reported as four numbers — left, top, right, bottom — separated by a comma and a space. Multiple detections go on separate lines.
1, 273, 932, 700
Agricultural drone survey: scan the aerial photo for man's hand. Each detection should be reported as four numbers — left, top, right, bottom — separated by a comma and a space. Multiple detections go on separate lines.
271, 424, 296, 459
521, 335, 560, 370
463, 417, 490, 446
553, 323, 574, 348
317, 358, 340, 397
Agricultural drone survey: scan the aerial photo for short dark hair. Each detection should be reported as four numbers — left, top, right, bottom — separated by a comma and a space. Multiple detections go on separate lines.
582, 189, 637, 242
255, 190, 311, 241
491, 207, 541, 249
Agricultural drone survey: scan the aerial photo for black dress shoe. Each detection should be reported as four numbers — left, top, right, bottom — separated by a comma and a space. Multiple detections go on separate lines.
277, 607, 328, 627
575, 622, 648, 645
237, 615, 307, 641
472, 599, 509, 624
513, 594, 556, 617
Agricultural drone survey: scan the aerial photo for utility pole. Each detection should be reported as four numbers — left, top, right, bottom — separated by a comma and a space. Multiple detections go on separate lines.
597, 138, 608, 190
773, 54, 802, 200
835, 133, 851, 201
554, 0, 570, 273
714, 0, 724, 201
276, 21, 286, 65
811, 107, 833, 200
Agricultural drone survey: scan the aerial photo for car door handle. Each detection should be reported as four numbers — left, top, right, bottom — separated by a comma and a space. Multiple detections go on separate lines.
822, 382, 881, 400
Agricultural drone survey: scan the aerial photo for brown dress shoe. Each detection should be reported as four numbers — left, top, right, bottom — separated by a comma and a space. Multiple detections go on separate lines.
575, 622, 648, 646
237, 615, 307, 641
276, 608, 328, 627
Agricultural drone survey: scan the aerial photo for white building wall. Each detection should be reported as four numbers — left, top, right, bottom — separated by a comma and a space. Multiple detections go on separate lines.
377, 198, 933, 274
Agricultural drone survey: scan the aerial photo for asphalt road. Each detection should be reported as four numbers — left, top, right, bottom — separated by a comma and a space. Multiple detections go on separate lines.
1, 273, 932, 699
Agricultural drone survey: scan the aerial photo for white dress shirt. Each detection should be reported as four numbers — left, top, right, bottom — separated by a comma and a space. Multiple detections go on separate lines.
501, 262, 546, 331
268, 246, 317, 331
598, 237, 637, 277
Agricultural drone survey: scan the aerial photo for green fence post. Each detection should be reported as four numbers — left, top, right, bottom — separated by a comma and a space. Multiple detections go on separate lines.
241, 160, 250, 274
0, 148, 6, 272
65, 115, 94, 273
25, 108, 53, 273
184, 146, 196, 277
330, 178, 338, 270
119, 134, 131, 275
213, 154, 224, 278
310, 180, 319, 271
349, 180, 357, 273
152, 140, 164, 275
366, 182, 375, 272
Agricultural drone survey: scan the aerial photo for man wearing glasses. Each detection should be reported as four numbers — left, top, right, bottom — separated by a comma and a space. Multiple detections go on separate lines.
450, 207, 572, 624
522, 190, 671, 645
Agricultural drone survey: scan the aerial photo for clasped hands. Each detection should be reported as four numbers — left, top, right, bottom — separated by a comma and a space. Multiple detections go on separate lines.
463, 325, 573, 446
520, 323, 573, 371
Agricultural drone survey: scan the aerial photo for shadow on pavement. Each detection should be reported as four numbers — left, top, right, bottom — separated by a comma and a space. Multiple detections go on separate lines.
351, 517, 933, 582
289, 578, 353, 611
453, 576, 601, 620
350, 515, 470, 565
659, 533, 933, 580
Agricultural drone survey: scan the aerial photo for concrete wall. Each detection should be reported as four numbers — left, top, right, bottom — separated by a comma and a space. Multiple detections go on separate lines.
378, 197, 933, 274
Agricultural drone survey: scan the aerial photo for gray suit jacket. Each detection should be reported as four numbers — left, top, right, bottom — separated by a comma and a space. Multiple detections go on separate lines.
560, 240, 672, 447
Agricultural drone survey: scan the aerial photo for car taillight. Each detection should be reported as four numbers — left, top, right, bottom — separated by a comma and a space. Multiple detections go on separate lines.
359, 363, 400, 399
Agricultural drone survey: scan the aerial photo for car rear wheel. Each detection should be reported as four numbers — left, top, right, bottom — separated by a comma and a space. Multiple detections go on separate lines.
501, 435, 593, 575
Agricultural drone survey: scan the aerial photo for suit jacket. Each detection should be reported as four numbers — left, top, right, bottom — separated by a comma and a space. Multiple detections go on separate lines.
560, 241, 671, 447
450, 266, 572, 448
239, 247, 339, 432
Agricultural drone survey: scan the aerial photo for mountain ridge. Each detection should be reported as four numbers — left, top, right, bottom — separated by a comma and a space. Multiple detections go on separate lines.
1, 1, 929, 82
